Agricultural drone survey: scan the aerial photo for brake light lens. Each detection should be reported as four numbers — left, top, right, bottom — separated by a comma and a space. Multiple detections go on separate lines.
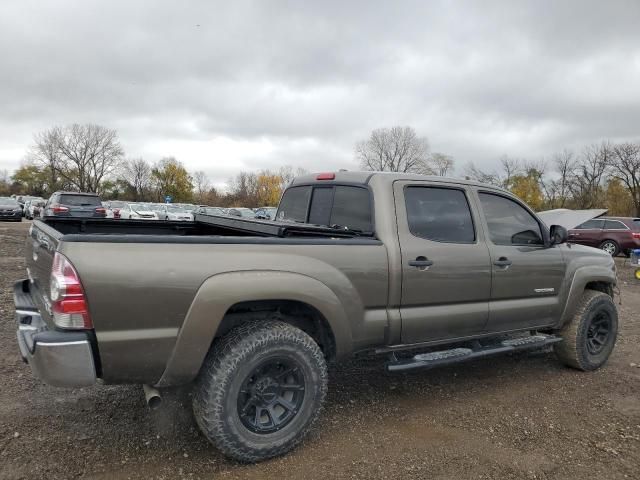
95, 207, 106, 215
50, 252, 92, 329
113, 208, 120, 219
316, 172, 335, 180
633, 232, 640, 239
52, 204, 69, 213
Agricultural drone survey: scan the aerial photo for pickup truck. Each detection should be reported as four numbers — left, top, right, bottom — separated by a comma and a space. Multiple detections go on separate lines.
14, 171, 618, 462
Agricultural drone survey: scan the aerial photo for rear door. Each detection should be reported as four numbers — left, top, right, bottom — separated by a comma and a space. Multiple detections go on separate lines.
568, 219, 604, 247
395, 181, 491, 343
476, 191, 566, 331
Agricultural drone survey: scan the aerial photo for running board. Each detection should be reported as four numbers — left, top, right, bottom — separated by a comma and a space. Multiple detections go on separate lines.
386, 334, 562, 373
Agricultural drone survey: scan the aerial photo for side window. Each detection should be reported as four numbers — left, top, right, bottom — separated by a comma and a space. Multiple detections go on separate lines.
330, 186, 372, 232
604, 220, 628, 230
405, 186, 475, 243
479, 193, 543, 246
575, 219, 604, 230
276, 186, 311, 222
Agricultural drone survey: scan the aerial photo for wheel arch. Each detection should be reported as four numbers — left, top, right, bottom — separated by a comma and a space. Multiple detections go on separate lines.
156, 270, 352, 387
557, 265, 616, 329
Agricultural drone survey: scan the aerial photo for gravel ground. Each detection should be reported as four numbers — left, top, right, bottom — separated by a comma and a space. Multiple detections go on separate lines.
0, 220, 639, 479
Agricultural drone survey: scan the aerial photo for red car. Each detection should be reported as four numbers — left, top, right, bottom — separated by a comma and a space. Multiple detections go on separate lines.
568, 216, 640, 256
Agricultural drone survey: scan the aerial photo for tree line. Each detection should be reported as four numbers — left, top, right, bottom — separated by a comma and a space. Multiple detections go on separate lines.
0, 124, 307, 207
2, 123, 639, 215
462, 142, 640, 216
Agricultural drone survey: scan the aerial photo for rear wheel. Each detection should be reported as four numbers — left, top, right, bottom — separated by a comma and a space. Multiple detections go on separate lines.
554, 290, 618, 370
193, 320, 328, 463
599, 240, 619, 256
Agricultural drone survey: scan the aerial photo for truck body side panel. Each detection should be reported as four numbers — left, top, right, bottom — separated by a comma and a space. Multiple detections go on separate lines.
59, 241, 388, 384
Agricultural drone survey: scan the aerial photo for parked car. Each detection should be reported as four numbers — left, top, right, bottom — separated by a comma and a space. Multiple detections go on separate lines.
0, 196, 23, 221
103, 200, 128, 219
118, 203, 159, 220
228, 207, 256, 218
195, 206, 226, 216
160, 205, 194, 221
42, 192, 106, 218
16, 171, 618, 463
25, 199, 46, 219
568, 216, 640, 256
254, 206, 277, 219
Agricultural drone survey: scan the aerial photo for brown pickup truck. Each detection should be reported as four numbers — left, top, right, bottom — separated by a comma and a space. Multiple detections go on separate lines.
14, 171, 618, 462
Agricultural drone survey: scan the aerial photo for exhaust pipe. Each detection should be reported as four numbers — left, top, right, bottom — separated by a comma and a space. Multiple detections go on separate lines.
143, 384, 162, 410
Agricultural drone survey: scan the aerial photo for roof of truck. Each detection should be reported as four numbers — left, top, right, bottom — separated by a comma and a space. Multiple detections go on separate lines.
291, 171, 510, 193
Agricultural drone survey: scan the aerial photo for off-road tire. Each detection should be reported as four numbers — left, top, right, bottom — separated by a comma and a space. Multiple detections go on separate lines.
554, 290, 618, 371
599, 240, 619, 256
193, 320, 328, 463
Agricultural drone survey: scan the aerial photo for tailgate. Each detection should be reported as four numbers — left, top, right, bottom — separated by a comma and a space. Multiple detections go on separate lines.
25, 220, 62, 322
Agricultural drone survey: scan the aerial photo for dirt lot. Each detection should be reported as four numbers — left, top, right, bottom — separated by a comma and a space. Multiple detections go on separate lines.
0, 220, 639, 479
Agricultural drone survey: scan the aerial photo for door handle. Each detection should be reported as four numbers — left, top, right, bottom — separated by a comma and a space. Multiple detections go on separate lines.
493, 257, 512, 268
408, 256, 434, 269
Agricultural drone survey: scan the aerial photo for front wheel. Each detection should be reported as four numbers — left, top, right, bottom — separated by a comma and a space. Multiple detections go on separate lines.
193, 320, 328, 463
600, 240, 619, 256
554, 290, 618, 370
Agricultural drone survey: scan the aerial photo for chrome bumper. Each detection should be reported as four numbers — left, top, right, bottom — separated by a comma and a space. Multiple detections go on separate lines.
14, 280, 96, 388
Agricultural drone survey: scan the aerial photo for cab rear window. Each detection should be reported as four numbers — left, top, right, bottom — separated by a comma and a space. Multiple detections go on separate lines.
277, 185, 373, 233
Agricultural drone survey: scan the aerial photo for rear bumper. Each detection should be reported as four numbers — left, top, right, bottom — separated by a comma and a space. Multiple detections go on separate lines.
14, 280, 96, 387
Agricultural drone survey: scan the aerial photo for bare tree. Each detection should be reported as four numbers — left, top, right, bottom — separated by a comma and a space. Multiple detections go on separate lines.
356, 126, 433, 174
32, 124, 124, 193
277, 165, 308, 191
121, 157, 152, 201
463, 162, 501, 186
611, 142, 640, 215
30, 129, 64, 192
431, 153, 455, 176
547, 149, 576, 208
569, 142, 610, 209
192, 170, 210, 204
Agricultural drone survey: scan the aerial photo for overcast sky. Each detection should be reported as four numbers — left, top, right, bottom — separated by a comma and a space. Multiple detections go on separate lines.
1, 1, 639, 185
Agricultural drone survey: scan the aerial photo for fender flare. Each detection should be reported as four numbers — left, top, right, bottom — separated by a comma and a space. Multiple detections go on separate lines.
156, 270, 352, 386
558, 265, 616, 327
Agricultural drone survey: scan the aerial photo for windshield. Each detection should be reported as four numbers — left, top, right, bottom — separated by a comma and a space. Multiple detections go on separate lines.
0, 197, 18, 205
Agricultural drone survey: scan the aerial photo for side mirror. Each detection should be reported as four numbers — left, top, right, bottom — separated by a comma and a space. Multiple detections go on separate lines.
550, 225, 568, 245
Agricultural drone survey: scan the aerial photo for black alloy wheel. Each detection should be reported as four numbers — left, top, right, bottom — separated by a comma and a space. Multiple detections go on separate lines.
586, 311, 612, 355
237, 358, 306, 434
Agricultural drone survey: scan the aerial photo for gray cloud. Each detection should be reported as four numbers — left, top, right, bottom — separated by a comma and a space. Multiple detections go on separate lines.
1, 0, 640, 181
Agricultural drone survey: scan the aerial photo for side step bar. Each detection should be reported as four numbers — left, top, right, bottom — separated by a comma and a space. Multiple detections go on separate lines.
386, 334, 562, 373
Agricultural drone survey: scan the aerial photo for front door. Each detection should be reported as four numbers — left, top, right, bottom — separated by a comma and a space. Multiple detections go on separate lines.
476, 191, 566, 332
395, 181, 492, 343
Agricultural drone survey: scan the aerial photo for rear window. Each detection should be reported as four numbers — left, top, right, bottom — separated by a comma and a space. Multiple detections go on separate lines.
604, 220, 628, 230
59, 194, 101, 207
277, 186, 312, 222
330, 186, 372, 232
277, 185, 373, 232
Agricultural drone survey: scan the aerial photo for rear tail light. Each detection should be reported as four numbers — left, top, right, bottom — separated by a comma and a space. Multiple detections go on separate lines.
633, 232, 640, 239
52, 204, 69, 213
50, 252, 92, 329
95, 207, 106, 215
113, 209, 120, 219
